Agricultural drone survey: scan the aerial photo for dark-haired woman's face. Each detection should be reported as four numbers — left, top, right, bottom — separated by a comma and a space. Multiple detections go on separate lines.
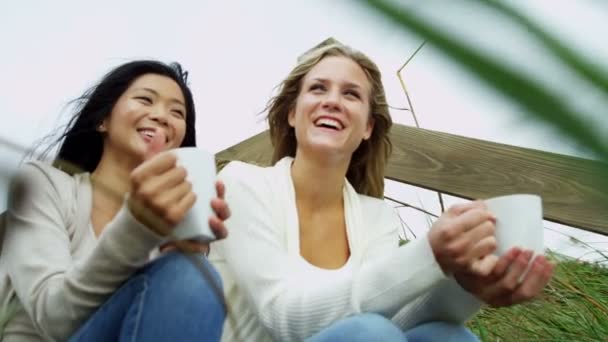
99, 74, 187, 163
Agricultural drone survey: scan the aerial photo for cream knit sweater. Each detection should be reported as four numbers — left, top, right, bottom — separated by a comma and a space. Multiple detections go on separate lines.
0, 162, 164, 342
210, 157, 482, 342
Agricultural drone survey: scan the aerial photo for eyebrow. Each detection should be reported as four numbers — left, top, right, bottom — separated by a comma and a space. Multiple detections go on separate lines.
311, 77, 363, 90
137, 87, 186, 106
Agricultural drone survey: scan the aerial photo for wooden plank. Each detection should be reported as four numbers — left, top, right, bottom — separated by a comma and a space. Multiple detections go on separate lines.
215, 131, 273, 170
215, 125, 608, 235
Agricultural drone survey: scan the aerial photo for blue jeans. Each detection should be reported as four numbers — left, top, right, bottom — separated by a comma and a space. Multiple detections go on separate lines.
306, 313, 479, 342
69, 252, 226, 342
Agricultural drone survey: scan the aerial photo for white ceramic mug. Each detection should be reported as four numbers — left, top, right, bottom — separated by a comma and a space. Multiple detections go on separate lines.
168, 147, 217, 242
484, 194, 544, 257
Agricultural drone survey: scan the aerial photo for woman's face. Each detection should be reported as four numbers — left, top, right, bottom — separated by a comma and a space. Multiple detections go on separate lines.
100, 73, 187, 163
289, 56, 374, 161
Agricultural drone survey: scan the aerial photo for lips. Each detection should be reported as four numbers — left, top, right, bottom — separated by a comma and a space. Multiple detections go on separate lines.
313, 116, 344, 131
136, 127, 169, 144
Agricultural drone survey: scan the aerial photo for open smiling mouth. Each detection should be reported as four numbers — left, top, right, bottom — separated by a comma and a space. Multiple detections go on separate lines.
314, 117, 344, 131
137, 128, 170, 144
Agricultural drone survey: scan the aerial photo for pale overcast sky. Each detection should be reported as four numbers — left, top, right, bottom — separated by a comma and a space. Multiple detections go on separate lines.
1, 0, 606, 260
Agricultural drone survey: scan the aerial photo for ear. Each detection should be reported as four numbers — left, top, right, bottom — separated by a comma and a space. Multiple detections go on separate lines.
97, 120, 108, 133
288, 109, 296, 128
362, 116, 374, 140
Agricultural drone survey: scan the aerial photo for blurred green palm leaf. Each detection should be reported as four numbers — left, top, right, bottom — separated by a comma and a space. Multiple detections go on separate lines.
361, 0, 608, 165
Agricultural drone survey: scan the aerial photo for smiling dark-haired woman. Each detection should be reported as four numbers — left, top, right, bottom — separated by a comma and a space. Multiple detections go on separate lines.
0, 60, 229, 342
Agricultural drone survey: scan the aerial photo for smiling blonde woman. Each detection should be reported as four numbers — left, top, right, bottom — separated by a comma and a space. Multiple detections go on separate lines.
210, 39, 554, 342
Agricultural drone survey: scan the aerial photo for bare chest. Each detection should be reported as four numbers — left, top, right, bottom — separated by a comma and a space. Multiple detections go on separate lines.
298, 207, 350, 269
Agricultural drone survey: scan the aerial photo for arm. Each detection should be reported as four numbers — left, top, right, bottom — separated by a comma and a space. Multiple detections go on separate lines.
363, 208, 483, 329
217, 163, 447, 341
4, 163, 163, 341
390, 277, 483, 330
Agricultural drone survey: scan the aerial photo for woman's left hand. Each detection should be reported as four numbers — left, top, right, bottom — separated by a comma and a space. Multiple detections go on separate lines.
160, 180, 231, 254
454, 247, 554, 307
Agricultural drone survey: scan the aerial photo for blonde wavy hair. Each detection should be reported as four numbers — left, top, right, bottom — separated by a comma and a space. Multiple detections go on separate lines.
266, 38, 392, 198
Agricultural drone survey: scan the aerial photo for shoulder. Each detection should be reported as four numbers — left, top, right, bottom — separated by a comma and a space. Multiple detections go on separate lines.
358, 194, 395, 220
357, 193, 400, 236
12, 161, 76, 192
217, 160, 290, 222
9, 161, 82, 212
218, 160, 281, 192
219, 160, 269, 180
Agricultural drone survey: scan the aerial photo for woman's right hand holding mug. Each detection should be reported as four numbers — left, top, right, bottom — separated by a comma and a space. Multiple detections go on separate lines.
127, 131, 196, 236
428, 201, 498, 276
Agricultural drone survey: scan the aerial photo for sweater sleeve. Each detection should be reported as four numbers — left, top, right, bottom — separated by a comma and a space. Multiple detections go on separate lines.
390, 276, 484, 330
360, 205, 483, 329
3, 163, 164, 341
217, 163, 450, 341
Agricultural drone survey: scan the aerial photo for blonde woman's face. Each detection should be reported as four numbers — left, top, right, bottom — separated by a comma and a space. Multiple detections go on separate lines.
288, 56, 374, 160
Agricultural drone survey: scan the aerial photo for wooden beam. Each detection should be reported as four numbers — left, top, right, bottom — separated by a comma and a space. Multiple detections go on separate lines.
215, 125, 608, 235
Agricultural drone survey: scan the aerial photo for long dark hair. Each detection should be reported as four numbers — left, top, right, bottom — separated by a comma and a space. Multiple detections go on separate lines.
46, 60, 196, 174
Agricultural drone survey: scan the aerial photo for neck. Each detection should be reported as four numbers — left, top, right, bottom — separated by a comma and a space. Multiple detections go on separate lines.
91, 148, 138, 202
290, 149, 350, 210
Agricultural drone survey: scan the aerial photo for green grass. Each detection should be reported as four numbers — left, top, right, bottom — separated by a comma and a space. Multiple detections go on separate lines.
467, 251, 608, 341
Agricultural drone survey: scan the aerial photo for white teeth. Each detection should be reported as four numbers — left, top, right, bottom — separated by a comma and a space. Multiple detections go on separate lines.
138, 129, 157, 139
315, 118, 343, 130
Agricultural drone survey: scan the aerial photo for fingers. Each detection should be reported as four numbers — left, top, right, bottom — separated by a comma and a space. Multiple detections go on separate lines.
215, 180, 226, 199
155, 178, 192, 209
453, 207, 495, 234
162, 192, 197, 226
503, 250, 534, 288
447, 200, 488, 217
510, 255, 554, 304
455, 248, 553, 308
131, 152, 178, 185
469, 254, 499, 276
210, 180, 230, 240
465, 224, 497, 260
444, 211, 495, 265
486, 250, 534, 306
211, 198, 231, 221
137, 166, 188, 201
209, 216, 228, 240
491, 247, 522, 278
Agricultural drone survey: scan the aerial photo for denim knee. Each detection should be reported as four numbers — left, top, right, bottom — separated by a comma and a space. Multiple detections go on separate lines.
340, 314, 405, 341
405, 321, 479, 342
148, 251, 222, 284
144, 252, 225, 317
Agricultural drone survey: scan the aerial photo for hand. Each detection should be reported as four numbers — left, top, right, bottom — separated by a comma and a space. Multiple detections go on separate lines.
128, 131, 196, 236
454, 247, 555, 307
159, 180, 231, 254
428, 201, 497, 275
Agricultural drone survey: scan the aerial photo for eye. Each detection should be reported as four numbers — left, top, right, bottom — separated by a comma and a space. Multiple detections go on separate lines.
135, 96, 153, 104
344, 89, 361, 99
309, 83, 326, 92
171, 109, 185, 119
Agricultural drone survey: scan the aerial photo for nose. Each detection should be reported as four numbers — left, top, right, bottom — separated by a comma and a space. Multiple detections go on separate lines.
149, 107, 169, 126
321, 89, 342, 112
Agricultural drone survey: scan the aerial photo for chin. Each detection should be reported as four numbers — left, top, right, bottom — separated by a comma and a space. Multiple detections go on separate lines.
303, 142, 350, 160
